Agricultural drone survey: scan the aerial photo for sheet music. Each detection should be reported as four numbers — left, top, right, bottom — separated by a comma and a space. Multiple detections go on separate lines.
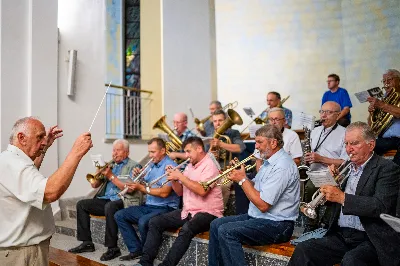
243, 107, 256, 117
200, 137, 213, 145
354, 87, 383, 103
306, 170, 337, 187
249, 125, 263, 138
380, 213, 400, 233
90, 154, 106, 168
292, 112, 315, 130
158, 133, 170, 142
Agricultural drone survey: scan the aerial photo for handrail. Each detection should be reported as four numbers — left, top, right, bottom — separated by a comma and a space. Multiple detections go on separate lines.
104, 83, 153, 95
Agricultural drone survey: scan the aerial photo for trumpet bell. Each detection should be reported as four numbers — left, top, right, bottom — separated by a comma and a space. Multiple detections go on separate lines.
227, 109, 243, 126
300, 202, 317, 219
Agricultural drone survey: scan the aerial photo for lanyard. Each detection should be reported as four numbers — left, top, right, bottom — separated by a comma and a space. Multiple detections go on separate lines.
313, 123, 338, 152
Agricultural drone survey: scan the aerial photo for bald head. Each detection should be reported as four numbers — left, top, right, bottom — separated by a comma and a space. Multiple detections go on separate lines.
173, 112, 189, 136
320, 101, 341, 128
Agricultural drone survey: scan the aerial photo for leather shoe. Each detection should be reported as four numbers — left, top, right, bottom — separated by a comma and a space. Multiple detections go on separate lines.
100, 248, 121, 261
68, 242, 95, 254
119, 251, 143, 261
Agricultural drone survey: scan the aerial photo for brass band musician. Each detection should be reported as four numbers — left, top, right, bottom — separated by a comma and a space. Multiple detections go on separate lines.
197, 101, 223, 137
259, 91, 293, 128
168, 112, 196, 161
367, 69, 400, 166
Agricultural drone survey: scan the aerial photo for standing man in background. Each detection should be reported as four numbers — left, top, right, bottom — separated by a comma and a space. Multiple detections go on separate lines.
259, 91, 292, 128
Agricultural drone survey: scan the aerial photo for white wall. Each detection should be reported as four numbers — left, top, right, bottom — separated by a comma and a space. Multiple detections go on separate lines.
163, 0, 216, 128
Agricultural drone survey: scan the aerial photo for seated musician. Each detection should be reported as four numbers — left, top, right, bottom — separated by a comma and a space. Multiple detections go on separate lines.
259, 91, 292, 128
197, 100, 222, 137
268, 107, 303, 165
68, 139, 141, 261
114, 138, 180, 261
288, 122, 400, 266
303, 101, 348, 231
367, 69, 400, 166
133, 136, 223, 266
168, 112, 196, 161
208, 125, 300, 266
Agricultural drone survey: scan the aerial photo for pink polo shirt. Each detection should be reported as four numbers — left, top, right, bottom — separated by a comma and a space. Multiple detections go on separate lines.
181, 153, 223, 219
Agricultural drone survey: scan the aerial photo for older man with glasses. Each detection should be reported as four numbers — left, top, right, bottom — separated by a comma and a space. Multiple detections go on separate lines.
167, 112, 196, 162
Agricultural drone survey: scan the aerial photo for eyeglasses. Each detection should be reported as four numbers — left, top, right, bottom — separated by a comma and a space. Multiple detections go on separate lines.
381, 77, 395, 84
326, 79, 336, 83
173, 120, 187, 124
269, 118, 285, 122
318, 110, 339, 115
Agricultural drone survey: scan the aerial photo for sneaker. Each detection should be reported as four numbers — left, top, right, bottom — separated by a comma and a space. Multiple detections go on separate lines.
100, 247, 122, 261
68, 242, 95, 254
119, 250, 143, 261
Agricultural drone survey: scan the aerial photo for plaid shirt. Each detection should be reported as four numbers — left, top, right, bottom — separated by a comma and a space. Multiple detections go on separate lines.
179, 128, 196, 143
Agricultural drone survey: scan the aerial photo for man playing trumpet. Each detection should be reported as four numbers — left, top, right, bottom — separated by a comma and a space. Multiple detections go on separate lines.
289, 122, 400, 266
208, 125, 300, 266
114, 138, 180, 261
69, 139, 140, 261
134, 136, 223, 266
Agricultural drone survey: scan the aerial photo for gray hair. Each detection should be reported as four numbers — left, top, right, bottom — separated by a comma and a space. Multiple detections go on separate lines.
113, 139, 130, 151
255, 124, 284, 148
385, 69, 400, 78
268, 107, 285, 117
346, 121, 376, 142
210, 100, 222, 109
9, 116, 40, 144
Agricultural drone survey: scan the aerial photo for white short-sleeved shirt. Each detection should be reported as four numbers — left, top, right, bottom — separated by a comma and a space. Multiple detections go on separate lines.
0, 145, 54, 247
310, 124, 348, 171
282, 128, 303, 159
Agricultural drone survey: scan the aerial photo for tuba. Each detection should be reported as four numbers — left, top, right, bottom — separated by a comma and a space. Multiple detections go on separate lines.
297, 126, 312, 201
153, 115, 182, 153
86, 160, 115, 184
369, 87, 400, 136
300, 156, 353, 219
210, 109, 243, 169
194, 101, 238, 132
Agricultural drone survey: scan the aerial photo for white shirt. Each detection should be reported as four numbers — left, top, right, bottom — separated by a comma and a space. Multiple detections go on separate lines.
0, 145, 54, 247
310, 124, 348, 171
282, 128, 303, 159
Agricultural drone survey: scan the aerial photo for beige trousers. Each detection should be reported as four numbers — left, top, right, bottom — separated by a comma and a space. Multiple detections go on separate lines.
0, 238, 50, 266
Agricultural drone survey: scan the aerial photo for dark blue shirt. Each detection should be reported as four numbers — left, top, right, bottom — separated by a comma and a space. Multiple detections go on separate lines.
321, 87, 352, 121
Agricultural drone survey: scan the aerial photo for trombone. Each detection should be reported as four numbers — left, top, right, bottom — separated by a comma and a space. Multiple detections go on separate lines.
147, 158, 190, 188
194, 101, 238, 132
118, 158, 153, 199
300, 156, 353, 219
86, 160, 115, 184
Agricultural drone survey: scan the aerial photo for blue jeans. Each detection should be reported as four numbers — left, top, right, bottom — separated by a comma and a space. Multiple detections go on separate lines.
114, 204, 172, 253
208, 214, 294, 266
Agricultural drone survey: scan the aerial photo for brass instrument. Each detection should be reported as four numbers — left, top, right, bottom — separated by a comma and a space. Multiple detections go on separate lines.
210, 109, 243, 168
298, 126, 312, 201
148, 158, 191, 188
118, 158, 153, 199
194, 101, 238, 132
199, 154, 255, 191
86, 160, 115, 184
300, 156, 353, 219
369, 87, 400, 136
153, 115, 182, 153
241, 96, 290, 134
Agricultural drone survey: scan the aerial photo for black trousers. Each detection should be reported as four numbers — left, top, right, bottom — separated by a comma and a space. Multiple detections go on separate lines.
139, 209, 217, 266
375, 137, 400, 166
76, 198, 124, 248
288, 227, 378, 266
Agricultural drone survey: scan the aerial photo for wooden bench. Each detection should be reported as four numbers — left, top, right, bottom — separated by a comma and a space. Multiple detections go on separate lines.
384, 150, 397, 157
49, 247, 106, 266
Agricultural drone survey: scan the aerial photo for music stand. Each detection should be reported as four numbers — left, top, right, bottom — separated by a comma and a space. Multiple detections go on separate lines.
243, 107, 256, 118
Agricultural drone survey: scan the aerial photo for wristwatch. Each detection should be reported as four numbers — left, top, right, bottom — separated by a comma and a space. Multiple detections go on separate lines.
238, 178, 247, 186
146, 186, 151, 194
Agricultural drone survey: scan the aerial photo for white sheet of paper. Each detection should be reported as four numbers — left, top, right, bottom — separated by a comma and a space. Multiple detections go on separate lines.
90, 154, 105, 168
200, 137, 213, 145
307, 170, 337, 187
249, 125, 263, 138
380, 213, 400, 233
292, 112, 315, 130
354, 91, 370, 103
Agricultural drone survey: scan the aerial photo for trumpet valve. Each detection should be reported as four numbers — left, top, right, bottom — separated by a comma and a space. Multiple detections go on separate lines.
300, 203, 317, 219
199, 181, 209, 191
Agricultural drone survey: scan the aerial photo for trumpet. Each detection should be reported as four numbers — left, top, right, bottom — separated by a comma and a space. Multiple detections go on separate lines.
118, 159, 154, 199
300, 155, 353, 219
147, 158, 190, 188
86, 160, 115, 184
194, 101, 238, 132
199, 154, 255, 191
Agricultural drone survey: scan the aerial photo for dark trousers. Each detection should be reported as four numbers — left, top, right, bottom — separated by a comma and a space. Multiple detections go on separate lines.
375, 137, 400, 166
288, 227, 379, 266
76, 198, 123, 248
208, 214, 294, 266
139, 209, 217, 266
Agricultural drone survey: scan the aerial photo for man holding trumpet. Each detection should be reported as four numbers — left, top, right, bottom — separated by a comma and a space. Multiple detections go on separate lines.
134, 136, 223, 266
289, 122, 400, 266
68, 139, 140, 261
114, 138, 180, 261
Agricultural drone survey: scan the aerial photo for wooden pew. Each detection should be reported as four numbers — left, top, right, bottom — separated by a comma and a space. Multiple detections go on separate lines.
49, 247, 106, 266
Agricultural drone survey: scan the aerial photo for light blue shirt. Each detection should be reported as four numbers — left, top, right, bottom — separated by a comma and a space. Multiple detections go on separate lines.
98, 158, 131, 201
248, 149, 300, 221
143, 155, 180, 209
382, 118, 400, 138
